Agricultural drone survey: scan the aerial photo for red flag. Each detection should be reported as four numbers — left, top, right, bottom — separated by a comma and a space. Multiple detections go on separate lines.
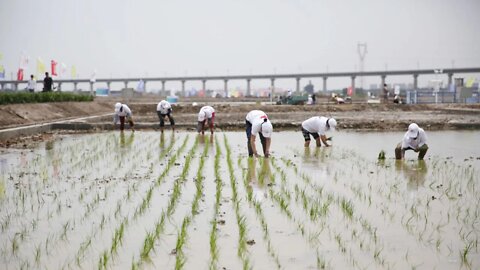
17, 68, 24, 81
347, 86, 353, 96
51, 60, 58, 76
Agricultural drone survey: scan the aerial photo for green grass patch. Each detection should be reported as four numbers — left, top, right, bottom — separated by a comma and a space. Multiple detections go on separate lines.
0, 92, 93, 105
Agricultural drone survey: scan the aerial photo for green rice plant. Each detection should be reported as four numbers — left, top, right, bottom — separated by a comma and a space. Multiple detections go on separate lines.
460, 241, 474, 266
140, 231, 155, 262
340, 198, 354, 219
98, 250, 109, 270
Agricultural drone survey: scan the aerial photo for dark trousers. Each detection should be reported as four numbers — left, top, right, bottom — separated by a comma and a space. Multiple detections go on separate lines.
395, 143, 428, 160
246, 120, 266, 156
157, 111, 175, 127
119, 116, 134, 131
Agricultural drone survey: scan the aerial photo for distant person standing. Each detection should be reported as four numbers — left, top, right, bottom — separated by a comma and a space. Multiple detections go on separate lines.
312, 93, 316, 104
301, 116, 337, 147
197, 105, 215, 135
157, 100, 175, 132
27, 75, 36, 93
383, 83, 389, 103
43, 72, 53, 92
245, 110, 273, 158
395, 123, 428, 160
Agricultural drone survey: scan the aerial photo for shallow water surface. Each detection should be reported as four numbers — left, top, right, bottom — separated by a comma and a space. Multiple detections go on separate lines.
0, 131, 478, 270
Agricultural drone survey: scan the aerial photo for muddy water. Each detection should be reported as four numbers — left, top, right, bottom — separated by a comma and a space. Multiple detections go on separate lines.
0, 131, 478, 270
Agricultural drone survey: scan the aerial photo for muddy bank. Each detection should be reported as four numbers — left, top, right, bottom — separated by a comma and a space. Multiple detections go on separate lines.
1, 101, 479, 146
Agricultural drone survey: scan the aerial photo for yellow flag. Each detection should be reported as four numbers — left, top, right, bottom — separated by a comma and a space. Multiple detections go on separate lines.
465, 77, 475, 88
36, 58, 45, 77
71, 65, 77, 78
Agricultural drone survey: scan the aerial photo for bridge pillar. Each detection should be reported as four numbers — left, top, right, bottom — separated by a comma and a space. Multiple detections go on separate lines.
202, 80, 206, 92
90, 82, 94, 95
448, 73, 453, 87
143, 81, 147, 92
161, 81, 166, 96
296, 77, 301, 93
270, 78, 275, 103
224, 79, 228, 98
351, 76, 356, 96
323, 77, 327, 92
0, 83, 3, 90
246, 79, 251, 97
413, 74, 418, 90
107, 81, 111, 90
124, 81, 128, 89
182, 80, 186, 97
73, 82, 78, 91
58, 82, 62, 92
14, 82, 18, 91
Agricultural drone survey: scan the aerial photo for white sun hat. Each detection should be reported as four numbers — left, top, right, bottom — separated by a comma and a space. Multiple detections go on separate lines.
407, 123, 419, 138
114, 102, 122, 112
198, 112, 206, 122
327, 118, 337, 131
261, 120, 273, 138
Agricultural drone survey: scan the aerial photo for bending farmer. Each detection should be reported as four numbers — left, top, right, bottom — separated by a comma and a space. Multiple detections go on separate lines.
301, 116, 337, 147
197, 105, 215, 135
245, 110, 273, 158
157, 100, 175, 132
113, 103, 134, 131
395, 123, 428, 160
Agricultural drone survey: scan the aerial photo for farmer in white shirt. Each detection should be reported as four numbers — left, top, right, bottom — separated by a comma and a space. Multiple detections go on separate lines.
197, 105, 215, 135
395, 123, 428, 160
246, 110, 273, 158
156, 100, 175, 132
113, 103, 134, 131
301, 116, 337, 147
26, 75, 36, 93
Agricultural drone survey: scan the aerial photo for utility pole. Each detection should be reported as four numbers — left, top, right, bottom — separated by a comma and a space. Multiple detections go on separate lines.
357, 43, 367, 90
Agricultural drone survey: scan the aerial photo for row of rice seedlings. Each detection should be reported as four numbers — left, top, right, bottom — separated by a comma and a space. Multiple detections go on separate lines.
239, 157, 282, 269
208, 136, 222, 270
28, 133, 165, 269
50, 137, 159, 268
274, 155, 390, 268
223, 135, 252, 270
174, 135, 210, 269
130, 135, 196, 269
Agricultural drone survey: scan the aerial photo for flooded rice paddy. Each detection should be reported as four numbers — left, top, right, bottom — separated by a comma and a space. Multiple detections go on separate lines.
0, 130, 479, 270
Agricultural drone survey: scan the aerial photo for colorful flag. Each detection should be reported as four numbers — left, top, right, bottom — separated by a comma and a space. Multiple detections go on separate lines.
60, 63, 67, 78
17, 68, 24, 81
466, 77, 475, 88
51, 60, 58, 76
0, 65, 5, 79
347, 86, 353, 96
37, 58, 45, 77
71, 65, 77, 78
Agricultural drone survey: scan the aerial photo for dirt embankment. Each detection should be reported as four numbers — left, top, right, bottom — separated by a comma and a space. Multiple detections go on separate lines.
1, 100, 479, 131
0, 101, 112, 129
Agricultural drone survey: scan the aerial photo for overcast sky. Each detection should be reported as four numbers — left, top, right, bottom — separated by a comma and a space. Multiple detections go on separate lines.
1, 0, 479, 90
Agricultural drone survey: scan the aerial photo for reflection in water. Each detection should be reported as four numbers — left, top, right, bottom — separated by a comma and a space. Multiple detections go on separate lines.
159, 132, 165, 150
120, 131, 135, 148
247, 158, 271, 202
303, 147, 329, 165
395, 160, 428, 191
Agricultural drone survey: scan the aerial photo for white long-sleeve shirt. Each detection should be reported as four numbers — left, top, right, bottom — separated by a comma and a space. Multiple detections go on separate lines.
27, 79, 36, 91
401, 128, 427, 149
113, 104, 132, 123
301, 116, 328, 135
157, 100, 172, 114
198, 106, 215, 121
